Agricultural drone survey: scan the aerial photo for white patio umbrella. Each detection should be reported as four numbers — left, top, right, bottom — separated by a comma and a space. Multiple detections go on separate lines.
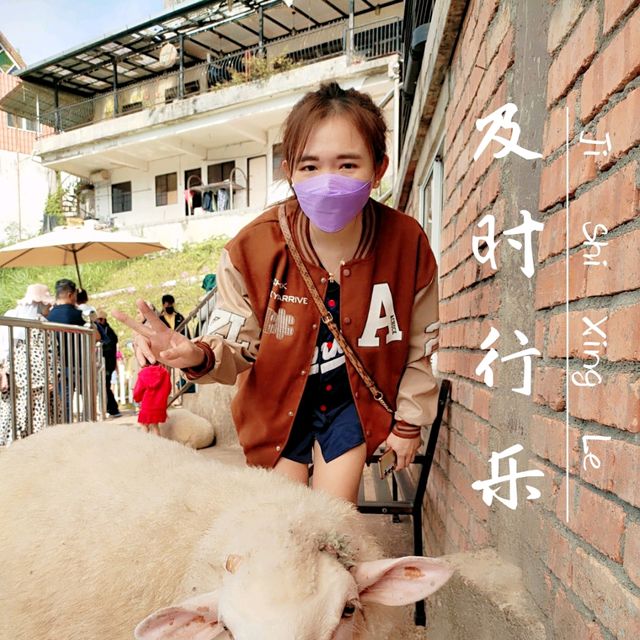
0, 227, 168, 289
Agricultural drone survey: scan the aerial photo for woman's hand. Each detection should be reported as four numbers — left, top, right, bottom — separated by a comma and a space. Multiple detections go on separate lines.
113, 299, 205, 370
384, 431, 422, 471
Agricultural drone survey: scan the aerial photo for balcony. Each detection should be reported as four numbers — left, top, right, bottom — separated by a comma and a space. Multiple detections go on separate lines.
34, 17, 401, 137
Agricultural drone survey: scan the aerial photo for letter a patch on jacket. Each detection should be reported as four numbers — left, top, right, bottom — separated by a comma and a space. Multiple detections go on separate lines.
357, 283, 403, 347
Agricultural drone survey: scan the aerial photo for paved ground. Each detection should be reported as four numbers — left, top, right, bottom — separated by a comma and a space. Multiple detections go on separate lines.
107, 412, 430, 638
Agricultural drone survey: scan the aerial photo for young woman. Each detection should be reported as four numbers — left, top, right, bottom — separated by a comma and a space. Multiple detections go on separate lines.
114, 82, 440, 503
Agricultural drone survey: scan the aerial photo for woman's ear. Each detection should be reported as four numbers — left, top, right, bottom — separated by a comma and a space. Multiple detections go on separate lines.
374, 155, 390, 187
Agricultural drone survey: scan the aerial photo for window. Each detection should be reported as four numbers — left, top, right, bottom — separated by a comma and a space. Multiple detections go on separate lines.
7, 112, 37, 132
111, 181, 132, 214
418, 154, 443, 265
272, 143, 285, 181
207, 161, 235, 184
155, 172, 178, 206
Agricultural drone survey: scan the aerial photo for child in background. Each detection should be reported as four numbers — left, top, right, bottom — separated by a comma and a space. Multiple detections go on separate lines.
133, 363, 171, 436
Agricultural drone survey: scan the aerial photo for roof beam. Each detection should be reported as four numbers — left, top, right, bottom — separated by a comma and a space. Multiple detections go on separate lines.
320, 0, 348, 18
233, 122, 267, 144
161, 138, 208, 160
102, 150, 149, 171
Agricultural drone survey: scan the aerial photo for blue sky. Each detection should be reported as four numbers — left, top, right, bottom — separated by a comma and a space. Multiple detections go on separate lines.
1, 0, 163, 66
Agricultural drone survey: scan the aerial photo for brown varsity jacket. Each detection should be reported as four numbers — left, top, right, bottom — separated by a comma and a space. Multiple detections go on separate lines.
186, 196, 440, 468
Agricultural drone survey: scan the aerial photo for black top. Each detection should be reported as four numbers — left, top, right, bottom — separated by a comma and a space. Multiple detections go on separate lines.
47, 304, 85, 327
300, 280, 352, 409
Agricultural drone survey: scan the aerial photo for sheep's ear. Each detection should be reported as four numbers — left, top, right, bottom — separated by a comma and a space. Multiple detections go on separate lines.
134, 591, 227, 639
353, 556, 453, 606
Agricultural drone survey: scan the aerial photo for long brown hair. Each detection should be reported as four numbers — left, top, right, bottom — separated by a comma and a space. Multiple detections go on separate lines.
281, 82, 387, 184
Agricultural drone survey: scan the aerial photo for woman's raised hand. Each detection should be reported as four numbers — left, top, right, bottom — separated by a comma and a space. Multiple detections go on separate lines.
113, 299, 205, 370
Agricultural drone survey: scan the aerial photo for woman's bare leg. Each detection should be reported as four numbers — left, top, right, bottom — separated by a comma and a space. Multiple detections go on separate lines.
274, 456, 310, 485
312, 441, 367, 503
151, 423, 160, 436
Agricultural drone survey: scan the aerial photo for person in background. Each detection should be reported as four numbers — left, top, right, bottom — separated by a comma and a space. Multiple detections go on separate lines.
47, 279, 87, 421
195, 274, 218, 337
76, 289, 97, 327
95, 309, 121, 418
159, 294, 190, 338
133, 363, 172, 436
48, 279, 84, 327
0, 284, 55, 444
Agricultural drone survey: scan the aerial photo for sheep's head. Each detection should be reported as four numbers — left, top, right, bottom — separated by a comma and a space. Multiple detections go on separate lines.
134, 548, 452, 640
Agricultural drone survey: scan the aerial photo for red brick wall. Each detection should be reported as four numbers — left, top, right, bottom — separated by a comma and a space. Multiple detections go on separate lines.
426, 0, 640, 635
0, 73, 39, 154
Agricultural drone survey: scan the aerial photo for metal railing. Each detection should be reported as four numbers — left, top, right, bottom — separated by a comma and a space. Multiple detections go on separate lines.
167, 286, 218, 406
37, 17, 402, 137
0, 317, 105, 445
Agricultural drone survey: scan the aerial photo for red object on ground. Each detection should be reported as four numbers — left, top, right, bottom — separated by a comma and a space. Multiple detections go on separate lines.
133, 364, 172, 424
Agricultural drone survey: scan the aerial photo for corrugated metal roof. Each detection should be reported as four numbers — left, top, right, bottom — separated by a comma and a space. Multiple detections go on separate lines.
15, 0, 402, 97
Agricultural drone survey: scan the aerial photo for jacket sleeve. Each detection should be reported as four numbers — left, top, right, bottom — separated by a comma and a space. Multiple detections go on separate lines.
393, 266, 440, 430
185, 248, 262, 386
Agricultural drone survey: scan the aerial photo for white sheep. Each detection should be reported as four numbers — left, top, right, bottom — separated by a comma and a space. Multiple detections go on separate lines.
0, 423, 451, 640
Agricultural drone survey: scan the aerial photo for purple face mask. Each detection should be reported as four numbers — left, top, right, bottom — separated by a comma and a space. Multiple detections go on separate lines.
293, 173, 372, 233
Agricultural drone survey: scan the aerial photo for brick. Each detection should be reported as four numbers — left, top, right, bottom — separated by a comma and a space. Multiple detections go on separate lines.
533, 366, 567, 411
474, 27, 515, 115
624, 520, 640, 588
438, 350, 489, 385
548, 0, 586, 54
485, 2, 511, 65
542, 89, 579, 157
543, 519, 574, 585
547, 3, 599, 107
552, 587, 606, 640
570, 373, 640, 433
451, 378, 493, 423
595, 86, 640, 169
531, 459, 562, 514
580, 438, 640, 508
581, 8, 640, 122
538, 142, 597, 211
536, 229, 640, 309
559, 478, 626, 560
572, 546, 640, 638
608, 302, 640, 360
546, 302, 640, 362
439, 280, 500, 322
530, 413, 581, 471
440, 318, 496, 350
603, 0, 640, 35
537, 161, 639, 262
448, 455, 490, 523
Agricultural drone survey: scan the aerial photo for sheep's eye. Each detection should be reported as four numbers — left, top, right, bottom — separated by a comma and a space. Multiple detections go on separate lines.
342, 603, 357, 618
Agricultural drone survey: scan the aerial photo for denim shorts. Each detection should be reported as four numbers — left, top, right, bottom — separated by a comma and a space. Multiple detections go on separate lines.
281, 401, 365, 464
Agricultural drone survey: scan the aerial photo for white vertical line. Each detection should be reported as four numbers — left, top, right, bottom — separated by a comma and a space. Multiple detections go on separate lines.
565, 106, 570, 523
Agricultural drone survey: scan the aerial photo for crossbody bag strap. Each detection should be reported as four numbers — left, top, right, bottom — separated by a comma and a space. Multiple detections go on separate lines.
278, 206, 393, 414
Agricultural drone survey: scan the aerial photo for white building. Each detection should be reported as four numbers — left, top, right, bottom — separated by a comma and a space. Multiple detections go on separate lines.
1, 1, 404, 248
0, 32, 63, 243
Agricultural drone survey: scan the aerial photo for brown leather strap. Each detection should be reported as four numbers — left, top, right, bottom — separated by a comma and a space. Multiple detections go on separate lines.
278, 206, 393, 414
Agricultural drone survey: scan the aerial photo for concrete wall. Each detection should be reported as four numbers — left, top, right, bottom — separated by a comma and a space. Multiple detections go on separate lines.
0, 149, 56, 242
402, 0, 640, 637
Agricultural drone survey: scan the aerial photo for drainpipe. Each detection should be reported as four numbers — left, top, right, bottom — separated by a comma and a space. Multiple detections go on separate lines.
53, 82, 60, 132
259, 6, 264, 57
347, 0, 355, 63
112, 58, 119, 115
178, 34, 185, 99
16, 151, 22, 239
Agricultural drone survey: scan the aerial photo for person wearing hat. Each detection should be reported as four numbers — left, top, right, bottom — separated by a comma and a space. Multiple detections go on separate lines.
0, 284, 55, 445
95, 309, 121, 418
195, 274, 218, 338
